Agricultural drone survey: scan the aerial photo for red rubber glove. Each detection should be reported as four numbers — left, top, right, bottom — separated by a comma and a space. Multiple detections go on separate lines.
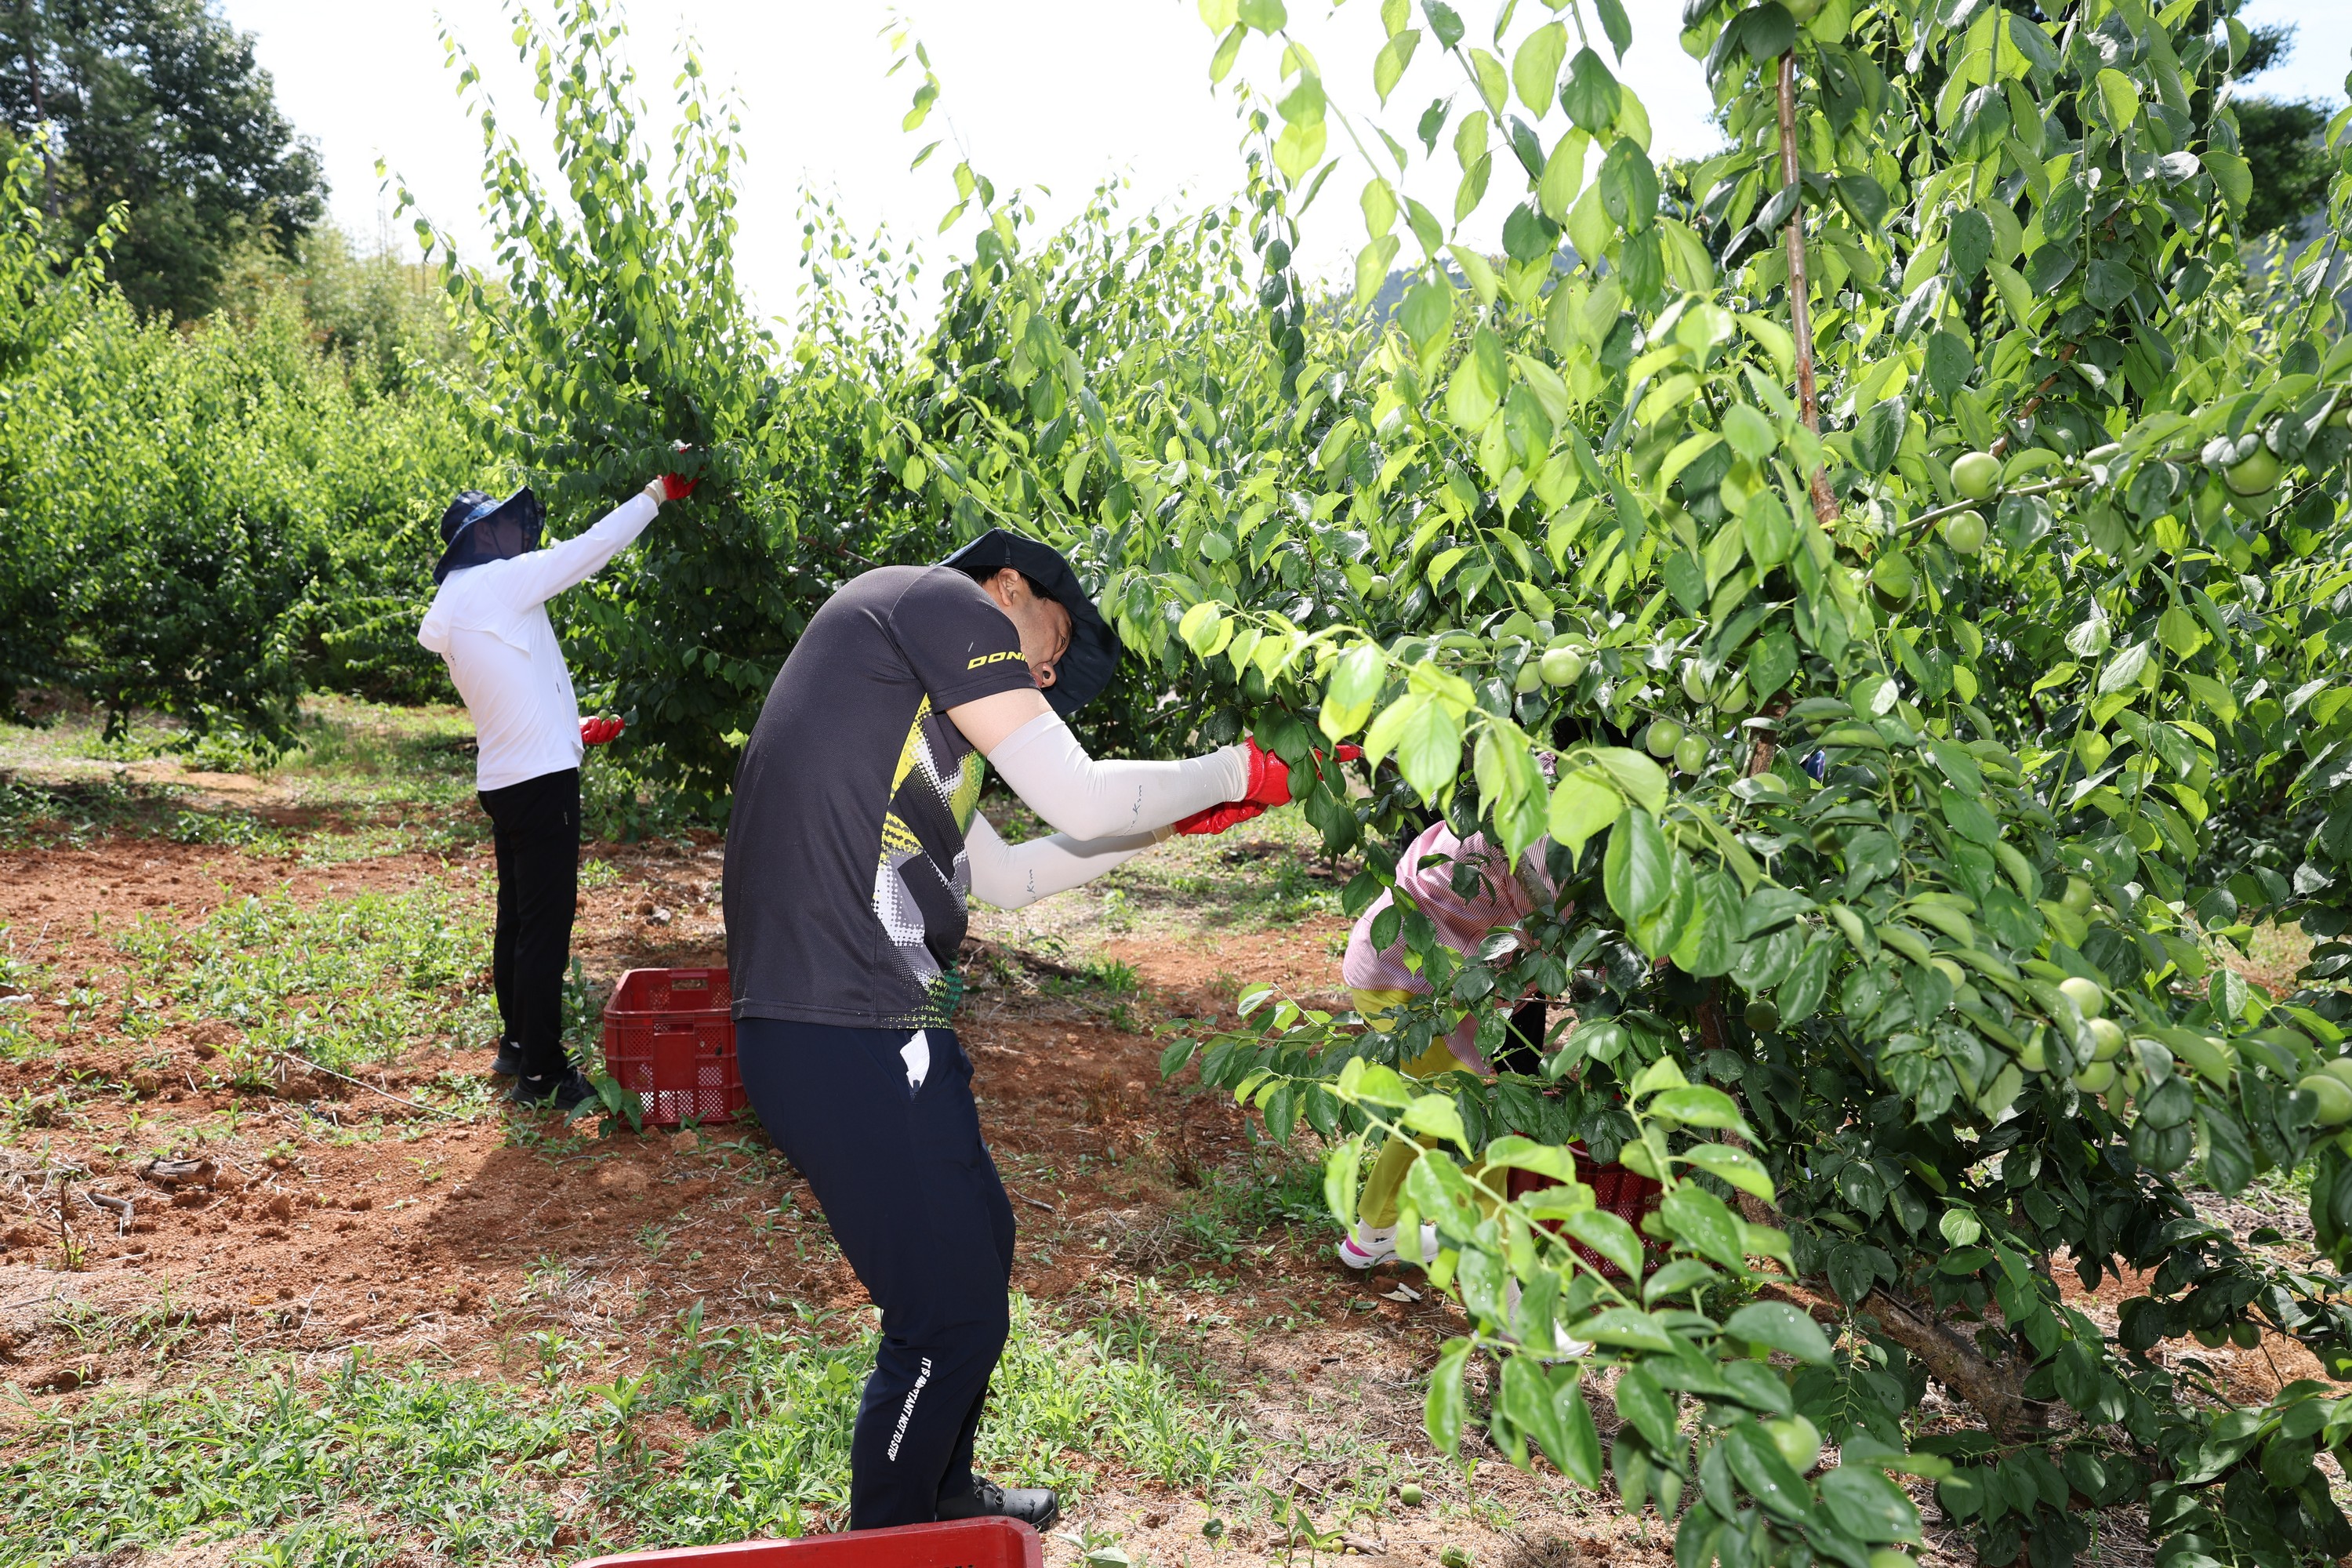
1171, 800, 1266, 837
580, 716, 626, 746
655, 472, 698, 501
1238, 738, 1363, 808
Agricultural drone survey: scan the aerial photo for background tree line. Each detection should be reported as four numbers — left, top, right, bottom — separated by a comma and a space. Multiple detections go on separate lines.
0, 0, 2336, 773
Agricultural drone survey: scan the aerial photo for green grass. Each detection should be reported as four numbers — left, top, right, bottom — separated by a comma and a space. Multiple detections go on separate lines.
0, 772, 176, 849
105, 883, 497, 1079
0, 1296, 1250, 1566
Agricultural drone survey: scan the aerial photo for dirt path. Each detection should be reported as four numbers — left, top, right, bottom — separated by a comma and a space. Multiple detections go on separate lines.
5, 780, 2325, 1568
0, 813, 1642, 1568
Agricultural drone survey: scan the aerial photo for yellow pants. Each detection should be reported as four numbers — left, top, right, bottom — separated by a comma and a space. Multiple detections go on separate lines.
1352, 989, 1494, 1229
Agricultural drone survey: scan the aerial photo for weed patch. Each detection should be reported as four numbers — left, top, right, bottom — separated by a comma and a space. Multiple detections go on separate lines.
110, 885, 495, 1078
3, 1295, 1248, 1564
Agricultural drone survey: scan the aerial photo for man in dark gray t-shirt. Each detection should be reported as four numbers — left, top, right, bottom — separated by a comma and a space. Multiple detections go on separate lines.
726, 563, 1040, 1032
724, 531, 1270, 1533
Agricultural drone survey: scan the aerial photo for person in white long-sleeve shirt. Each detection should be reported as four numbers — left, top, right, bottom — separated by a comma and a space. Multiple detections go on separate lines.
419, 471, 695, 1109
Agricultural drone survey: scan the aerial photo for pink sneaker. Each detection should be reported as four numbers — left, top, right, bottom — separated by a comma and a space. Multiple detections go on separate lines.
1337, 1222, 1438, 1270
1338, 1223, 1398, 1269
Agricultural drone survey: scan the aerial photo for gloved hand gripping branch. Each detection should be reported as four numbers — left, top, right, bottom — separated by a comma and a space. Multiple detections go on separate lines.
1171, 737, 1360, 836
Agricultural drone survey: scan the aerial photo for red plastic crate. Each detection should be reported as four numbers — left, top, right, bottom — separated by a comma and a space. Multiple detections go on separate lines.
1508, 1144, 1664, 1279
600, 967, 744, 1128
575, 1518, 1042, 1568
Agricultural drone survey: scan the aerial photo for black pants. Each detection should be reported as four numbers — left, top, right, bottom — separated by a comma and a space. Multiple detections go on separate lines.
736, 1018, 1016, 1530
1494, 998, 1548, 1076
478, 767, 580, 1081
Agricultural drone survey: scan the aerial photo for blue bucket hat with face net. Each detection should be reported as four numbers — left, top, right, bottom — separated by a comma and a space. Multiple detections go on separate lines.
937, 528, 1122, 717
433, 487, 545, 585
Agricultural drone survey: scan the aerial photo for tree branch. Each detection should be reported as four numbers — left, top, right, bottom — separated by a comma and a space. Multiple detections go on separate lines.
1777, 51, 1837, 529
1861, 1287, 2043, 1440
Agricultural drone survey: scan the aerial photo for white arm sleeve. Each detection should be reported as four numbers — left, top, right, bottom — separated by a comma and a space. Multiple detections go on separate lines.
495, 491, 661, 610
965, 813, 1165, 911
983, 710, 1247, 840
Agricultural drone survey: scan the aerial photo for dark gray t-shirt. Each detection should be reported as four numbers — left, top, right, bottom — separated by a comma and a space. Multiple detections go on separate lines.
724, 565, 1037, 1029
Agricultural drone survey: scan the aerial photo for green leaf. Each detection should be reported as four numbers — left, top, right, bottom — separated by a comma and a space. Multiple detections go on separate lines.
1548, 772, 1624, 858
1352, 234, 1403, 308
1538, 130, 1588, 222
1592, 0, 1632, 60
2176, 670, 2238, 723
1677, 1143, 1775, 1201
1726, 1422, 1815, 1522
1604, 808, 1671, 924
2205, 148, 2251, 210
1403, 1091, 1468, 1147
1277, 71, 1327, 127
1939, 785, 2000, 847
1363, 691, 1428, 769
2095, 67, 2141, 132
1613, 1365, 1680, 1451
1374, 29, 1421, 103
1323, 1134, 1364, 1225
1740, 2, 1795, 63
1570, 1305, 1676, 1352
1566, 182, 1612, 270
1722, 1301, 1833, 1363
1445, 354, 1499, 429
1160, 1037, 1197, 1080
1560, 1206, 1643, 1278
1512, 22, 1568, 114
1483, 1134, 1578, 1181
1819, 1465, 1924, 1543
1393, 695, 1468, 803
1468, 48, 1507, 118
1660, 1184, 1748, 1269
1550, 1370, 1604, 1485
1320, 642, 1386, 742
2097, 641, 2151, 695
2158, 605, 2205, 657
1562, 47, 1620, 131
1723, 402, 1777, 462
1587, 748, 1668, 814
1853, 395, 1907, 474
1647, 1085, 1746, 1129
1947, 208, 1992, 280
1399, 281, 1454, 348
1208, 23, 1247, 82
1272, 118, 1327, 183
1338, 1058, 1415, 1108
1426, 1337, 1471, 1454
1179, 601, 1224, 654
1499, 1353, 1566, 1472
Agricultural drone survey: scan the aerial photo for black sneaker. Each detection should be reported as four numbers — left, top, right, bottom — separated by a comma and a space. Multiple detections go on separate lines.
490, 1040, 523, 1077
936, 1478, 1060, 1532
506, 1069, 594, 1112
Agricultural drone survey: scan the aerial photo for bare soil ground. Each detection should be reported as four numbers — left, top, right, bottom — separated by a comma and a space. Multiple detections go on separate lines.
0, 699, 2340, 1568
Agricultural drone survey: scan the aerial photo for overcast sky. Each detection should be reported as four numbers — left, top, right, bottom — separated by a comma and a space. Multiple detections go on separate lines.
223, 0, 2348, 327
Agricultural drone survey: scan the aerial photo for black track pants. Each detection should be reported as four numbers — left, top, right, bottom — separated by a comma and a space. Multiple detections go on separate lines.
477, 767, 580, 1080
736, 1019, 1016, 1530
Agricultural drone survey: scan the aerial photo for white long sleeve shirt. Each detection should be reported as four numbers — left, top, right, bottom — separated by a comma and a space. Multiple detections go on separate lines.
417, 492, 659, 792
964, 812, 1168, 910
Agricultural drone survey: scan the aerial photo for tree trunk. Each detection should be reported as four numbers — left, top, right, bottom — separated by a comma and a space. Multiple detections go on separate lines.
1775, 52, 1837, 529
1860, 1287, 2045, 1441
13, 0, 56, 221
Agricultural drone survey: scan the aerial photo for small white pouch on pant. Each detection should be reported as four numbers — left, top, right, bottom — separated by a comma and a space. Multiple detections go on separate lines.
901, 1029, 931, 1092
